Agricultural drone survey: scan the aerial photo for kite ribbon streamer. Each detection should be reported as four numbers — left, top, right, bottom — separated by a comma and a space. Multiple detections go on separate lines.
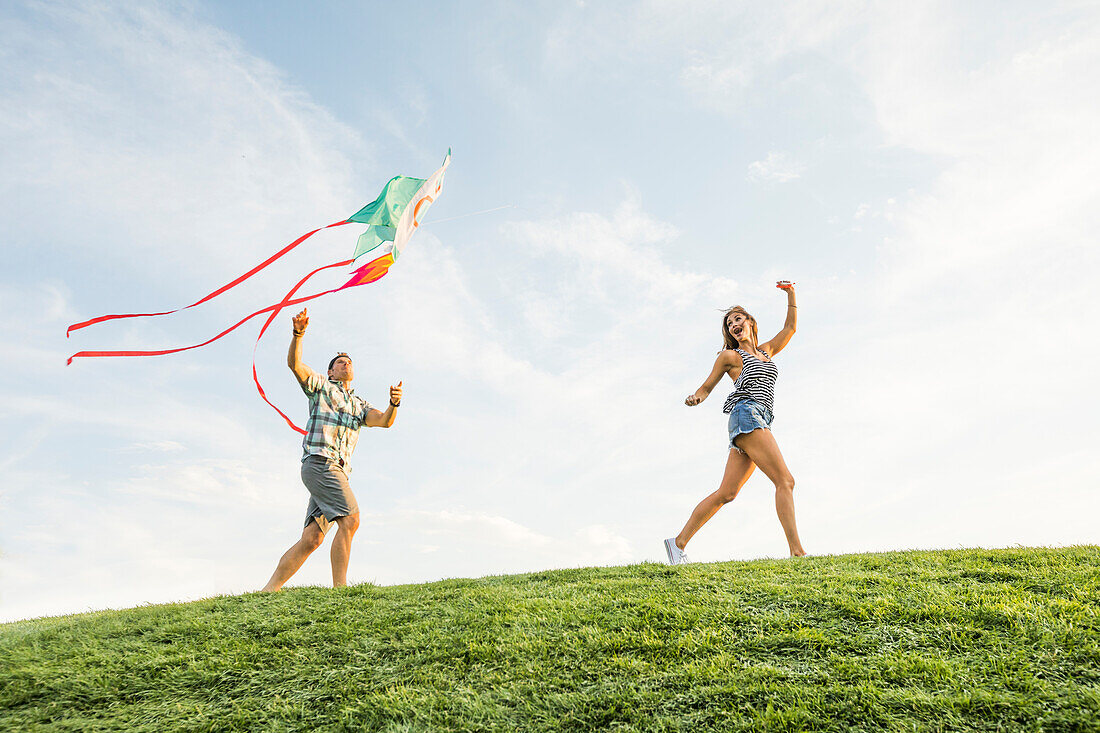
66, 250, 396, 367
251, 251, 396, 434
67, 250, 397, 438
65, 260, 352, 365
65, 220, 353, 337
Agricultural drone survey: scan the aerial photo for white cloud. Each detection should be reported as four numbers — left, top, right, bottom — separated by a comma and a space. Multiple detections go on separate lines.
635, 1, 862, 110
503, 197, 734, 316
747, 151, 805, 183
0, 1, 366, 280
682, 55, 751, 98
116, 440, 186, 453
424, 509, 555, 548
575, 524, 633, 563
355, 509, 634, 585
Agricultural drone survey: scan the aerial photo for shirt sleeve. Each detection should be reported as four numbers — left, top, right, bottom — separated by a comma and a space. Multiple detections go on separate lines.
299, 368, 326, 397
357, 398, 376, 422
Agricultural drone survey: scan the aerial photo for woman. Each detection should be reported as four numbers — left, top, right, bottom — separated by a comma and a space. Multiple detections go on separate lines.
664, 282, 806, 563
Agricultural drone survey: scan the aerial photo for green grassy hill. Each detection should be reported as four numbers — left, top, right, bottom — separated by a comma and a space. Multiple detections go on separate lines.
3, 547, 1098, 732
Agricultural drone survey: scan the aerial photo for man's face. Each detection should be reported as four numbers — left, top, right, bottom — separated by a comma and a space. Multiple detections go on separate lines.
328, 356, 354, 382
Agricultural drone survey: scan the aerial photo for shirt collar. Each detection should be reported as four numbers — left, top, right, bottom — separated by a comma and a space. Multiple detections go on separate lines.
328, 377, 354, 394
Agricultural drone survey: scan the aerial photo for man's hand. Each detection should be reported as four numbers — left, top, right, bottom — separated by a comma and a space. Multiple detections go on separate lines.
287, 308, 310, 383
292, 308, 309, 335
389, 381, 403, 407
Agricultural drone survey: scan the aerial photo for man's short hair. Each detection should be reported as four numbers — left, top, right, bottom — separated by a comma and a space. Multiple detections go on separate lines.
328, 353, 351, 371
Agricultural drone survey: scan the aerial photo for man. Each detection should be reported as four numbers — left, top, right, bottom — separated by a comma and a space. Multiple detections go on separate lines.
261, 307, 402, 591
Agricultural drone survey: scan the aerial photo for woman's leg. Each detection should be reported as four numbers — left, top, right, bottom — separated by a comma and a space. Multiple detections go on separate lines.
735, 428, 806, 556
675, 448, 756, 550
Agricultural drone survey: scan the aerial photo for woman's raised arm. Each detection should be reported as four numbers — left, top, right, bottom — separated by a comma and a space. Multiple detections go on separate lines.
760, 282, 797, 357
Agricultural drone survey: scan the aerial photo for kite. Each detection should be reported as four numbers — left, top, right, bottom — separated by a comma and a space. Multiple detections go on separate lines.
67, 150, 451, 433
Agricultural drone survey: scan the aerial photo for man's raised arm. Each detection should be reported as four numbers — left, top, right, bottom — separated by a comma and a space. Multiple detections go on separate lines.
288, 308, 312, 385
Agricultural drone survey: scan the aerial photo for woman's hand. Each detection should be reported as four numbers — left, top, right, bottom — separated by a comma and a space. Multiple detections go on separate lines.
776, 280, 796, 296
685, 393, 703, 406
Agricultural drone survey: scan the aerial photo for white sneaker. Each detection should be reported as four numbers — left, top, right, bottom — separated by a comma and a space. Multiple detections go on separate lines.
664, 537, 689, 565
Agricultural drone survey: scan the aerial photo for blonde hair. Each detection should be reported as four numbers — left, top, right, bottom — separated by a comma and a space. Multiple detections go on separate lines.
721, 306, 758, 351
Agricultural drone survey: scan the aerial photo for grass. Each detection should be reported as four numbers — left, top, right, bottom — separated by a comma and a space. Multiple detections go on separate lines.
2, 546, 1098, 731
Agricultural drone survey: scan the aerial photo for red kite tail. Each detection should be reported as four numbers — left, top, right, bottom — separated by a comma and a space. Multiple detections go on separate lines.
67, 259, 352, 366
66, 220, 351, 337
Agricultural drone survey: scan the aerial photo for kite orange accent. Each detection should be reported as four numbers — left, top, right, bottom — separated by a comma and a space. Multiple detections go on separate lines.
412, 196, 434, 228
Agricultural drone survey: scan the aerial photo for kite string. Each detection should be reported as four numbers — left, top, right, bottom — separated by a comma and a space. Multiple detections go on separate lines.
421, 204, 514, 226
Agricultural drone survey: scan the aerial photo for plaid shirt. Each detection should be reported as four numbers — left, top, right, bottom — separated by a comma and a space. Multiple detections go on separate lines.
299, 369, 376, 466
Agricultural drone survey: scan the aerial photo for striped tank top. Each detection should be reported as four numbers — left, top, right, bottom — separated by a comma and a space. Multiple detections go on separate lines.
722, 348, 779, 413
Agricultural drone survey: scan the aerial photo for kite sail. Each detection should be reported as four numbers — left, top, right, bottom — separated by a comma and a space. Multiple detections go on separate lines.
67, 150, 451, 433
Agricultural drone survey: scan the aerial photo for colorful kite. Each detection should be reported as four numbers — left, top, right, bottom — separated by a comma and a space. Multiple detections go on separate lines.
67, 150, 451, 433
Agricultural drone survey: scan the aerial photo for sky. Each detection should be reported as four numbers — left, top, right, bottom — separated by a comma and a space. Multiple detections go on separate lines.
2, 0, 1098, 622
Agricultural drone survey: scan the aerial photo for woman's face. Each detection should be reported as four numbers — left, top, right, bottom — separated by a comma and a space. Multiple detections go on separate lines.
727, 312, 752, 345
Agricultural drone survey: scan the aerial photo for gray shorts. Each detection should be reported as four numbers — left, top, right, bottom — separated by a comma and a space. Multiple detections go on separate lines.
301, 455, 359, 534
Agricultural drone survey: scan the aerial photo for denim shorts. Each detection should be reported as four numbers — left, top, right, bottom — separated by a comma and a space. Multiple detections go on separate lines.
728, 399, 774, 452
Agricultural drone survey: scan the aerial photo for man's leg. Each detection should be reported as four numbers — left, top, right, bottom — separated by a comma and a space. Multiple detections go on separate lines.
262, 521, 325, 592
330, 512, 361, 588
